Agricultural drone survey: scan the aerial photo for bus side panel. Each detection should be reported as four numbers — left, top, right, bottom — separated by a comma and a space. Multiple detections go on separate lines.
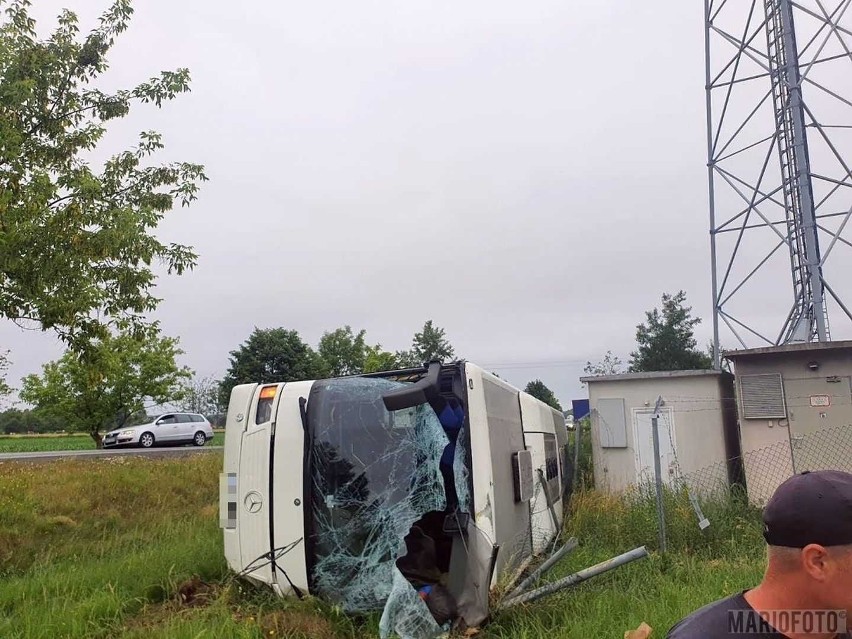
470, 365, 533, 582
222, 384, 257, 576
550, 407, 571, 502
537, 400, 564, 524
462, 365, 496, 542
445, 364, 498, 627
270, 381, 314, 596
519, 394, 562, 553
522, 431, 551, 554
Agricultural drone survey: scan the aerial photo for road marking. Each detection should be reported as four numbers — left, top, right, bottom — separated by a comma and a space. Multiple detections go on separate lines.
0, 446, 223, 462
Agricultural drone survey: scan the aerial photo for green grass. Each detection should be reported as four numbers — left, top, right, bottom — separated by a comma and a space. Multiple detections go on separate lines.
0, 453, 767, 638
488, 549, 761, 638
0, 453, 371, 639
0, 432, 225, 453
486, 487, 765, 638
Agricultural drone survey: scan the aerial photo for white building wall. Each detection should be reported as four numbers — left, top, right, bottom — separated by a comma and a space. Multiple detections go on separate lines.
585, 374, 732, 494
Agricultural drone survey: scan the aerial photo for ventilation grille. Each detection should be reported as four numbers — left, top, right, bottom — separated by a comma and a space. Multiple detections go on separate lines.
740, 373, 787, 419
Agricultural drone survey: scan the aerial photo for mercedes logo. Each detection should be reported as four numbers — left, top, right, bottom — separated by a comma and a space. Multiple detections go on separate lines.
244, 491, 263, 513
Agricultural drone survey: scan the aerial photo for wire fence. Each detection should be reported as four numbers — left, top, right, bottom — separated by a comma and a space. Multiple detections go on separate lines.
586, 399, 852, 505
677, 423, 852, 504
571, 418, 852, 551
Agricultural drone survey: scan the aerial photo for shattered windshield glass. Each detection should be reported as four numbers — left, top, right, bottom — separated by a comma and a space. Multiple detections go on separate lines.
306, 376, 467, 636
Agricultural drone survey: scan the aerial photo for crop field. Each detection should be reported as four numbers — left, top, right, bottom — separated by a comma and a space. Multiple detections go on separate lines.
0, 453, 766, 638
0, 433, 225, 454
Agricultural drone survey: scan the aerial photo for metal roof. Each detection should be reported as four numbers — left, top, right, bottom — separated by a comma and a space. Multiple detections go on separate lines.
579, 369, 729, 383
723, 340, 852, 359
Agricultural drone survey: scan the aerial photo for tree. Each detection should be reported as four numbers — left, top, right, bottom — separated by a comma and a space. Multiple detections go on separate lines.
394, 349, 417, 368
0, 1, 206, 350
318, 326, 367, 377
705, 340, 732, 373
524, 379, 563, 411
20, 329, 191, 445
0, 351, 11, 401
179, 374, 224, 417
584, 350, 623, 377
629, 291, 713, 372
397, 320, 456, 366
0, 408, 65, 434
220, 327, 329, 403
363, 345, 400, 374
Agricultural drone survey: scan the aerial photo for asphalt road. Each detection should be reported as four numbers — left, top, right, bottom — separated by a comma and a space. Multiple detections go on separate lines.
0, 446, 223, 463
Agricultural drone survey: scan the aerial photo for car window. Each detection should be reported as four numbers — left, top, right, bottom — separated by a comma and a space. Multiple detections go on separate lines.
158, 415, 176, 424
176, 414, 193, 423
191, 415, 204, 423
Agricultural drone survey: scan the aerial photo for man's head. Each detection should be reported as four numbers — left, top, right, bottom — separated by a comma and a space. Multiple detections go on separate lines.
761, 470, 852, 614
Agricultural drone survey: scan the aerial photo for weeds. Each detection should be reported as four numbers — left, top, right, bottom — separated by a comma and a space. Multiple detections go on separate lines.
566, 483, 764, 558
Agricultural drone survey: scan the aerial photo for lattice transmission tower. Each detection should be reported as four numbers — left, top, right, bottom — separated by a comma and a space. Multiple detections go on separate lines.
705, 0, 852, 365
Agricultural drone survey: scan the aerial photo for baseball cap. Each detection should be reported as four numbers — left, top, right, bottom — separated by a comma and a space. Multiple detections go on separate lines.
763, 470, 852, 548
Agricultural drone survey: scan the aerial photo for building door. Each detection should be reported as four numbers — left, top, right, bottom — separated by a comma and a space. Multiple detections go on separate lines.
786, 376, 852, 473
633, 408, 677, 487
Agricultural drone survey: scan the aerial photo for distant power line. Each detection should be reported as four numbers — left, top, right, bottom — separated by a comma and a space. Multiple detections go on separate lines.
478, 359, 592, 370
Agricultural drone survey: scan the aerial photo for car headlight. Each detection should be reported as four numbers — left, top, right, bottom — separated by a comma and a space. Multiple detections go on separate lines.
120, 429, 136, 436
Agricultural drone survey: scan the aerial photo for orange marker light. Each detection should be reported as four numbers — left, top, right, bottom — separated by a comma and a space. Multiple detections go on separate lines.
259, 386, 277, 400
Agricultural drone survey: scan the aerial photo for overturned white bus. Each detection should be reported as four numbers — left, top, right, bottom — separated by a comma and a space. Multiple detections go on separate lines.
220, 361, 569, 636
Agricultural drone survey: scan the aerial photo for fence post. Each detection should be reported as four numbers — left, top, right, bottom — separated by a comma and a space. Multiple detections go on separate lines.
651, 395, 667, 553
573, 418, 582, 489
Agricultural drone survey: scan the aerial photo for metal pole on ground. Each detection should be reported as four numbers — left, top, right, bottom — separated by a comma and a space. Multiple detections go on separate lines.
499, 546, 649, 609
506, 537, 578, 600
651, 395, 667, 554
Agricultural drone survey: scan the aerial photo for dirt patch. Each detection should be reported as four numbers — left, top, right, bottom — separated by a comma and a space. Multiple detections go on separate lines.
177, 576, 218, 607
121, 578, 221, 631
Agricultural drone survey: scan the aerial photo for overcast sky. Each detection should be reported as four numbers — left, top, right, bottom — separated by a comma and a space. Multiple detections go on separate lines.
5, 0, 848, 408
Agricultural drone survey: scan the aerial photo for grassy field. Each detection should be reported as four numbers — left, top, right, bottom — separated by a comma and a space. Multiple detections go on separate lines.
0, 453, 766, 638
0, 432, 225, 453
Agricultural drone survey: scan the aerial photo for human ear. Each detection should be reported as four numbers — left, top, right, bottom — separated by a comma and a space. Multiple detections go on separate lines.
801, 544, 830, 582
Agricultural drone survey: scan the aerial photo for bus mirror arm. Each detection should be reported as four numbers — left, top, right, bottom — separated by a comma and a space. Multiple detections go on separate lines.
299, 397, 308, 433
381, 361, 442, 411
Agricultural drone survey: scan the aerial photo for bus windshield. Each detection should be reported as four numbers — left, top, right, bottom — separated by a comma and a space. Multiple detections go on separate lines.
305, 376, 452, 612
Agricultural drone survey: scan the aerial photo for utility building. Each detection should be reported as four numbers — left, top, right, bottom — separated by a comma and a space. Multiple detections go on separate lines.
581, 370, 741, 496
726, 341, 852, 504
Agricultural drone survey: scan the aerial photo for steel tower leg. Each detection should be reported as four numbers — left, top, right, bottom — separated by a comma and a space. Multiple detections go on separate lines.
766, 0, 829, 342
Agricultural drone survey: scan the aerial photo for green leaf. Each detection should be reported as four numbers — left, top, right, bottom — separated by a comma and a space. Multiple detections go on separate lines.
0, 1, 206, 349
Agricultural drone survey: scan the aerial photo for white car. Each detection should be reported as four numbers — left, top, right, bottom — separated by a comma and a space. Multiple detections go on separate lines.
102, 413, 214, 448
